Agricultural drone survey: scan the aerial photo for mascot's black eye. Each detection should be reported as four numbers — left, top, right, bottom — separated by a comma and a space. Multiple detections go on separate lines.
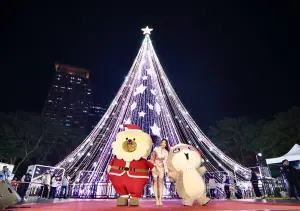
133, 138, 136, 141
173, 148, 180, 153
188, 146, 194, 151
126, 138, 128, 140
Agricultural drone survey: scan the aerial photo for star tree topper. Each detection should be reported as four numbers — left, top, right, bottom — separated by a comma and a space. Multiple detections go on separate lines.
142, 26, 153, 35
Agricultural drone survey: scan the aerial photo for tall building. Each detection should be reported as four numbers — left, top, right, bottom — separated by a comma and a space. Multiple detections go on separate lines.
87, 103, 106, 132
42, 64, 92, 132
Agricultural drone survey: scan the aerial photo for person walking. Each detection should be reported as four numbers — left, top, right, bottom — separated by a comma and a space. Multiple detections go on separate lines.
281, 159, 300, 199
250, 170, 263, 199
19, 170, 32, 198
39, 171, 51, 198
223, 172, 231, 199
49, 175, 59, 198
208, 176, 216, 198
60, 173, 70, 198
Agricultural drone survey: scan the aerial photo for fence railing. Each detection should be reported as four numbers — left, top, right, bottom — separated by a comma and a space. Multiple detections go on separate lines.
9, 179, 285, 200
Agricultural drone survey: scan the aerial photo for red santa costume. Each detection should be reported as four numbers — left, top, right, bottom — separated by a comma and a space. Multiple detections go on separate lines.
107, 124, 154, 206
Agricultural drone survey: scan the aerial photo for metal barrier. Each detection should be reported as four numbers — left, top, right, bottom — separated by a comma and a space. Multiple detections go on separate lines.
10, 179, 285, 200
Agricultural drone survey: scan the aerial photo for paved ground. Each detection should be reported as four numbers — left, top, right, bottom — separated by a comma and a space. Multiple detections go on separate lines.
5, 198, 300, 211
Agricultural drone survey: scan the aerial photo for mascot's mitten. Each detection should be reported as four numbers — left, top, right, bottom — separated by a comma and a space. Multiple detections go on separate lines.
167, 144, 210, 206
107, 124, 154, 206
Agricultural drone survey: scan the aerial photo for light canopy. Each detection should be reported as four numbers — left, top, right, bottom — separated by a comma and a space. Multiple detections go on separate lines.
56, 27, 251, 184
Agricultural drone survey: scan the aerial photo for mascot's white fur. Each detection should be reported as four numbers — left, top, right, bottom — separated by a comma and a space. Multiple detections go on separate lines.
167, 144, 210, 206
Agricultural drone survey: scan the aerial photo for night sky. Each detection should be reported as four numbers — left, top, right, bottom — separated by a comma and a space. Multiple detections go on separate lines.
1, 2, 298, 131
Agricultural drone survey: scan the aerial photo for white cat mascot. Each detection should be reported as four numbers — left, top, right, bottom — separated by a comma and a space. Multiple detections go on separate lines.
167, 144, 210, 206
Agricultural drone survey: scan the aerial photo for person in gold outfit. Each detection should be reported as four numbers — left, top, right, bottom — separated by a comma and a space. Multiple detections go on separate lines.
149, 139, 169, 205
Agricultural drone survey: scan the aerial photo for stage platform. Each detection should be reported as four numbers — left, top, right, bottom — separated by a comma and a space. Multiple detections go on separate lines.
6, 198, 300, 211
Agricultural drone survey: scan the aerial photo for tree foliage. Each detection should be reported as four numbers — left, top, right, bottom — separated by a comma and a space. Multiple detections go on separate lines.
0, 112, 86, 174
208, 107, 300, 165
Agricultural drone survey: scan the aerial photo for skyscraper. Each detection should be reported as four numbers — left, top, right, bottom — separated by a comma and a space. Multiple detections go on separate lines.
87, 103, 106, 132
42, 64, 92, 132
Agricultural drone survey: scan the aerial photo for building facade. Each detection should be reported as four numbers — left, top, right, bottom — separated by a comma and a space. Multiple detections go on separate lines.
42, 64, 92, 132
87, 103, 106, 132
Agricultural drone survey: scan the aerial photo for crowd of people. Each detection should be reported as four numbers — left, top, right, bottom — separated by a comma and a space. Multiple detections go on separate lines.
0, 166, 70, 200
0, 158, 299, 201
36, 170, 70, 199
206, 171, 263, 200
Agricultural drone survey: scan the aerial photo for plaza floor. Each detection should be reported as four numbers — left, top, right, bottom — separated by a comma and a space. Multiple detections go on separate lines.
5, 198, 300, 211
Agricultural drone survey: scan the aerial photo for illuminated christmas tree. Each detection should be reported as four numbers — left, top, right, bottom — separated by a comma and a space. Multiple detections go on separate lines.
56, 26, 250, 186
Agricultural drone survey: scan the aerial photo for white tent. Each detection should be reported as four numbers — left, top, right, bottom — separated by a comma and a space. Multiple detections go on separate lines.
266, 144, 300, 164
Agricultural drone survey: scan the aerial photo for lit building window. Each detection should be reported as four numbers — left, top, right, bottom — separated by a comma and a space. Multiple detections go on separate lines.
83, 110, 87, 113
87, 92, 91, 95
61, 86, 65, 89
70, 80, 74, 83
66, 119, 70, 122
67, 87, 72, 90
48, 100, 53, 102
66, 124, 71, 127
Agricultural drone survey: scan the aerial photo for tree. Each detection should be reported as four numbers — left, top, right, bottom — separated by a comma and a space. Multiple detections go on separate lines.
208, 117, 263, 165
208, 107, 300, 163
253, 106, 300, 158
0, 112, 44, 170
0, 111, 86, 174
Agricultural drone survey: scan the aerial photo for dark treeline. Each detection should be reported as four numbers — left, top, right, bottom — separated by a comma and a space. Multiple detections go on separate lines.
0, 111, 86, 176
0, 107, 299, 176
208, 106, 300, 166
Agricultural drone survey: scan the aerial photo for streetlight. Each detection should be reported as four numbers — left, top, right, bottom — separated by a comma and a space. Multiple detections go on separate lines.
255, 153, 263, 176
256, 152, 266, 196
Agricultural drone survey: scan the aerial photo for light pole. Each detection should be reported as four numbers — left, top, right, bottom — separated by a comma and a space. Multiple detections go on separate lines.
256, 153, 263, 176
256, 152, 266, 196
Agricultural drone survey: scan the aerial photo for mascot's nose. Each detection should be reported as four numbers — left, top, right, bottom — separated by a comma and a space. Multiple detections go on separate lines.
127, 139, 133, 144
184, 153, 189, 160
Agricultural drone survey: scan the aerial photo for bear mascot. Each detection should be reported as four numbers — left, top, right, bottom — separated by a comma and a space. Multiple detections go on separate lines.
167, 144, 210, 206
107, 124, 154, 206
